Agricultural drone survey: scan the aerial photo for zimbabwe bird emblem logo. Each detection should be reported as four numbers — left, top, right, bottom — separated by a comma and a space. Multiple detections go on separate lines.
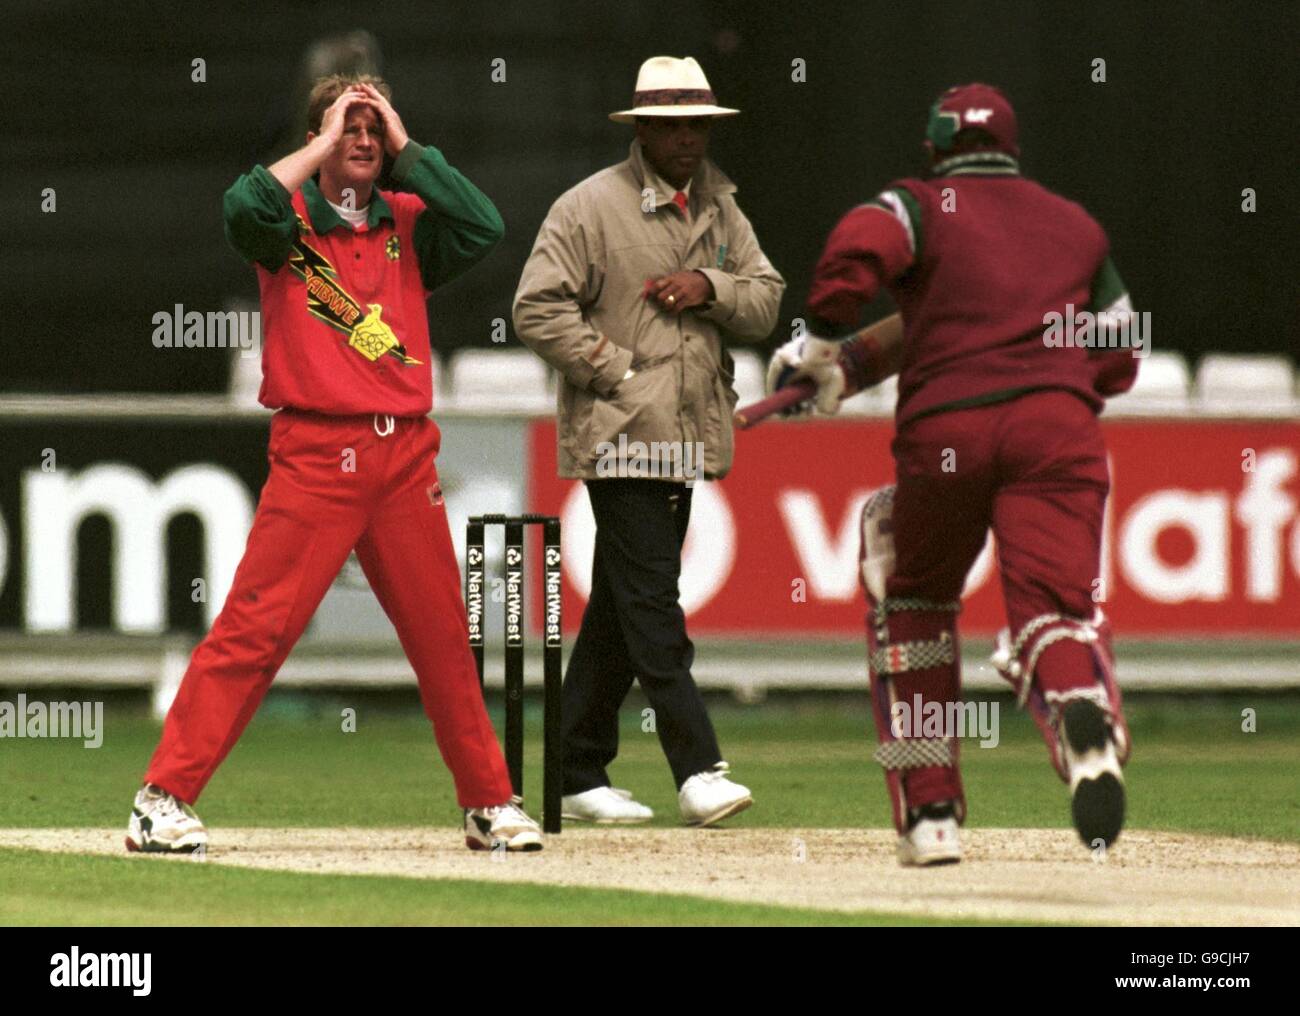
350, 304, 419, 364
286, 232, 421, 366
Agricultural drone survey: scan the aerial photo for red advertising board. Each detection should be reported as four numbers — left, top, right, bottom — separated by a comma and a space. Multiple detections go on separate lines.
528, 419, 1300, 638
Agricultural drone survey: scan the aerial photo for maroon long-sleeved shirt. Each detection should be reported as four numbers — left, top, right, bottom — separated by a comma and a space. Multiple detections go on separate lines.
806, 153, 1137, 426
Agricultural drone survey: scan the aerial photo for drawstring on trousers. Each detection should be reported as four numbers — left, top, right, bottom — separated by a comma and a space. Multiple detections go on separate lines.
373, 414, 395, 437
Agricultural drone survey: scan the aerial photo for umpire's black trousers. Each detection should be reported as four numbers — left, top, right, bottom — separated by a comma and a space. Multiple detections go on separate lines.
562, 478, 722, 793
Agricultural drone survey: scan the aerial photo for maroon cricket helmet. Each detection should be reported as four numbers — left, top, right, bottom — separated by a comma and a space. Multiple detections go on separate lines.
925, 83, 1019, 157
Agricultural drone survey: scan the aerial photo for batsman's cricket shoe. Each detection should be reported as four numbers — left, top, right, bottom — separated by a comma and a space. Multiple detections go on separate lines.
562, 786, 654, 824
1060, 697, 1126, 848
897, 801, 962, 867
125, 784, 208, 854
464, 796, 543, 852
678, 762, 752, 827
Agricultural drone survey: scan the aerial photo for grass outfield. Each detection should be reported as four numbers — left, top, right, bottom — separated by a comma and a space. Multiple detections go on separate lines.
0, 693, 1295, 840
1, 693, 1295, 926
0, 847, 989, 927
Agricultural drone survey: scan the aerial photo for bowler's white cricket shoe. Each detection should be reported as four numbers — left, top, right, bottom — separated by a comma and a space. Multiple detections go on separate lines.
678, 762, 753, 827
125, 784, 208, 854
464, 796, 543, 852
1059, 697, 1126, 849
562, 786, 654, 824
897, 801, 962, 867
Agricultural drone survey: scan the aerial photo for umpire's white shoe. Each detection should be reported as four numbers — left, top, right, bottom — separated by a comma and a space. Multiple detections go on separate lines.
464, 796, 543, 852
562, 786, 654, 824
1060, 697, 1126, 849
897, 802, 962, 867
125, 784, 208, 854
678, 762, 753, 827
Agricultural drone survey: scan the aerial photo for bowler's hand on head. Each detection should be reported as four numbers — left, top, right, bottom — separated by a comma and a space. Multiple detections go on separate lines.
317, 87, 374, 149
356, 82, 409, 155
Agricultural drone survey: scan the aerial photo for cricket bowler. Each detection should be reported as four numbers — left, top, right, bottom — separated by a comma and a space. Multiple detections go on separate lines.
767, 84, 1138, 865
126, 75, 543, 854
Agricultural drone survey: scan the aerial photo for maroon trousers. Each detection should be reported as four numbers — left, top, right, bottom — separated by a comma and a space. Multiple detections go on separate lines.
883, 390, 1111, 810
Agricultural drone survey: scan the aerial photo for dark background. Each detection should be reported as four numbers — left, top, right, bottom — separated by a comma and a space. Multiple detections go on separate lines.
7, 0, 1296, 395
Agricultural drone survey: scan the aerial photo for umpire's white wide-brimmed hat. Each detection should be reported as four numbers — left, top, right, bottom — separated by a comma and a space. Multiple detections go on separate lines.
609, 56, 739, 123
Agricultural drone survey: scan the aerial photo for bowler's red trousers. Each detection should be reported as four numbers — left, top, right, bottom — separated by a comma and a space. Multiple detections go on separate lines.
145, 410, 513, 807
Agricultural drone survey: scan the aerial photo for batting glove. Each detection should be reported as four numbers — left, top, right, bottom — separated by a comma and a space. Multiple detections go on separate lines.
765, 333, 847, 415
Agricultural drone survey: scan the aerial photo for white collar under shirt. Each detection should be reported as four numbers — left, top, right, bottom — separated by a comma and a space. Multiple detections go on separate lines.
327, 199, 370, 229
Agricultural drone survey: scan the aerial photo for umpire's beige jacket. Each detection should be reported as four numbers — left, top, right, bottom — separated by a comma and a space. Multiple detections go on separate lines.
513, 141, 785, 480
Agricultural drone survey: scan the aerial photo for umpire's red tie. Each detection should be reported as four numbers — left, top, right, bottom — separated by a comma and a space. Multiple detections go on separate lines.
672, 190, 689, 221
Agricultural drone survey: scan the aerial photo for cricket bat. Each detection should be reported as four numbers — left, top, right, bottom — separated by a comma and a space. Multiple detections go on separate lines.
734, 313, 904, 429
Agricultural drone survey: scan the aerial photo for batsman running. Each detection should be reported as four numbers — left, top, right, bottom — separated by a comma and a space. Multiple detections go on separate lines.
763, 84, 1138, 865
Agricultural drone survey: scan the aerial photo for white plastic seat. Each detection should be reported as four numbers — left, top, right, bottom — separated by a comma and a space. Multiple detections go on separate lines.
428, 351, 444, 403
1106, 351, 1191, 415
224, 297, 264, 409
866, 374, 900, 416
228, 344, 263, 409
445, 349, 553, 413
730, 350, 767, 406
837, 388, 874, 415
837, 374, 896, 416
1195, 354, 1296, 416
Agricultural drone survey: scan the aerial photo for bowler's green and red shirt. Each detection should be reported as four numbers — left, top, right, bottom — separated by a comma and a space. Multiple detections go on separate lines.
223, 142, 503, 416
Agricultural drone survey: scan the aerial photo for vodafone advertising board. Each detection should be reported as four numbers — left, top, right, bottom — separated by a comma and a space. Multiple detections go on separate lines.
528, 419, 1300, 638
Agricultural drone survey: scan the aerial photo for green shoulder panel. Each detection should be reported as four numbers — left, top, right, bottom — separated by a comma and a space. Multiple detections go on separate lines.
894, 187, 924, 262
393, 142, 505, 291
1089, 256, 1128, 311
222, 165, 297, 271
865, 186, 924, 263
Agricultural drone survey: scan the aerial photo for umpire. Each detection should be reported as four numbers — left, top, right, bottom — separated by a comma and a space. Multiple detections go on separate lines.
513, 56, 784, 826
